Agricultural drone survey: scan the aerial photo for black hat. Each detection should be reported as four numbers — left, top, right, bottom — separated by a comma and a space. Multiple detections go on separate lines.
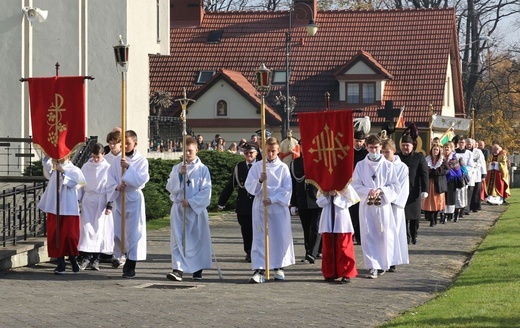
354, 130, 366, 140
243, 143, 258, 152
401, 135, 414, 144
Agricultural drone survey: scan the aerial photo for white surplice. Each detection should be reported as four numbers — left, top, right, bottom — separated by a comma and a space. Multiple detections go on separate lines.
166, 157, 212, 273
107, 150, 149, 261
38, 158, 86, 215
317, 185, 360, 234
245, 157, 295, 270
78, 157, 114, 253
351, 156, 400, 271
390, 156, 410, 266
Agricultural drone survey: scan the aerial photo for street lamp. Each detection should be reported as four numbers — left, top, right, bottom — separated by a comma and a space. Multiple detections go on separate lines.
283, 1, 318, 139
255, 63, 272, 281
113, 35, 129, 253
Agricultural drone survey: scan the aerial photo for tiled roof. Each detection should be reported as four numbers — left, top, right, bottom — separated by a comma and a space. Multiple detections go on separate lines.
150, 8, 463, 127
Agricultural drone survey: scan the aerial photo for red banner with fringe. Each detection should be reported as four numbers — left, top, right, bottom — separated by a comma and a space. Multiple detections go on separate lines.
298, 110, 354, 192
28, 76, 86, 160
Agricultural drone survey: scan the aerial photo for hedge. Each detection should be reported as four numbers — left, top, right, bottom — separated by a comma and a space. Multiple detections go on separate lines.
26, 151, 242, 221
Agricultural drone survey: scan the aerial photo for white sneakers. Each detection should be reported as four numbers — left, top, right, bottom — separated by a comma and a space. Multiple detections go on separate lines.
367, 269, 378, 279
249, 270, 265, 283
274, 269, 285, 281
366, 269, 386, 279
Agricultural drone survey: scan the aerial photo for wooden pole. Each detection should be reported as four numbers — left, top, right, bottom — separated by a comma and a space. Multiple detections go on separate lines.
261, 94, 270, 280
120, 71, 127, 254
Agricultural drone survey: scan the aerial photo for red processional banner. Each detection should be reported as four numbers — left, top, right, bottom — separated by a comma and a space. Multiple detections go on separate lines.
298, 110, 354, 192
28, 76, 86, 160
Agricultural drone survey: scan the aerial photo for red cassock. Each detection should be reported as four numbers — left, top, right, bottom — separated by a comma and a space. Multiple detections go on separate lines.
46, 214, 80, 258
321, 233, 358, 279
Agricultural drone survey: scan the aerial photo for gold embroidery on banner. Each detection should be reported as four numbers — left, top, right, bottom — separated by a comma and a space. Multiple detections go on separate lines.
308, 123, 350, 174
47, 93, 67, 146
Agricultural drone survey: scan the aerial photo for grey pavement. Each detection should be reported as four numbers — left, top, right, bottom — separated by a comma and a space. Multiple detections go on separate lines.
0, 204, 505, 328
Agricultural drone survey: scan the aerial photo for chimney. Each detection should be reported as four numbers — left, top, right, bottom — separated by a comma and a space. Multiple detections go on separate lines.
170, 0, 204, 28
293, 0, 317, 25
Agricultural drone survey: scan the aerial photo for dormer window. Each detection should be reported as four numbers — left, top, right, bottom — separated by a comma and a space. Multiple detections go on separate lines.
347, 82, 376, 104
334, 50, 393, 106
196, 70, 215, 84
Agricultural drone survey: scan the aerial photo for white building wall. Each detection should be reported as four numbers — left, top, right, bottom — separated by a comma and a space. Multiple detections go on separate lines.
0, 0, 170, 160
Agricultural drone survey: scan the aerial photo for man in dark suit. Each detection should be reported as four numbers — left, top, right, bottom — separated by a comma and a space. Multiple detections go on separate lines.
218, 143, 258, 262
290, 149, 321, 264
349, 130, 368, 245
397, 135, 429, 245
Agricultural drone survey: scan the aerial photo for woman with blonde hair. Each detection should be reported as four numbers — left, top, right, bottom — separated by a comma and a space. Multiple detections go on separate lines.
227, 142, 238, 154
422, 144, 448, 226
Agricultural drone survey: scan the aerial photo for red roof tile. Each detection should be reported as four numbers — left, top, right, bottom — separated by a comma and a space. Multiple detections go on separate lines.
150, 8, 464, 128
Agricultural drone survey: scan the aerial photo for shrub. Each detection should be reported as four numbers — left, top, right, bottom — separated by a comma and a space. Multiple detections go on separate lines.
144, 151, 242, 220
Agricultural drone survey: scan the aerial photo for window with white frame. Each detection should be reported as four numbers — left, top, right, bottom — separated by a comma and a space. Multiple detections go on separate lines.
346, 82, 376, 104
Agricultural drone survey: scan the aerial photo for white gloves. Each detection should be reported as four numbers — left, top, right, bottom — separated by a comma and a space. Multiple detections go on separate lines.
290, 207, 298, 216
421, 192, 429, 199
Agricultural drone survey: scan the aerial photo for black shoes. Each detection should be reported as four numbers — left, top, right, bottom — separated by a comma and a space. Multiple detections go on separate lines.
192, 270, 203, 280
166, 269, 183, 282
244, 254, 251, 263
340, 277, 350, 284
388, 265, 396, 273
122, 259, 136, 278
70, 256, 80, 273
305, 254, 316, 264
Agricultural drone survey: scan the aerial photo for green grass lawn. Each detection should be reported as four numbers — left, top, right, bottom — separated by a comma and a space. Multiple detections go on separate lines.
382, 190, 520, 327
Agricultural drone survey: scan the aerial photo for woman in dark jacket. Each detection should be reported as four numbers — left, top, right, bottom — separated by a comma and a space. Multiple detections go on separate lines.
422, 144, 448, 226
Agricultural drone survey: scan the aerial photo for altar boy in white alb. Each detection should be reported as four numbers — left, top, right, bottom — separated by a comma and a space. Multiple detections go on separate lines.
107, 130, 149, 278
78, 143, 114, 271
245, 137, 295, 283
351, 135, 400, 279
166, 136, 212, 282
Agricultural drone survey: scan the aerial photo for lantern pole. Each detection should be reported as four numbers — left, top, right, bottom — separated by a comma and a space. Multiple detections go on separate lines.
255, 63, 272, 280
113, 35, 129, 255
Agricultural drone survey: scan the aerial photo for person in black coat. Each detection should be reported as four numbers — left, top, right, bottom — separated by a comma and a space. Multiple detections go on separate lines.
349, 130, 368, 245
397, 134, 429, 245
290, 154, 322, 264
218, 143, 258, 262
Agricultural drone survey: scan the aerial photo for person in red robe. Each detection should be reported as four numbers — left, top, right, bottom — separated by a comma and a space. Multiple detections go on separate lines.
483, 144, 510, 205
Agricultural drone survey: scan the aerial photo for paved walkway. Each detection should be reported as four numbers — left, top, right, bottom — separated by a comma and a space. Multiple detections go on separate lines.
0, 204, 505, 327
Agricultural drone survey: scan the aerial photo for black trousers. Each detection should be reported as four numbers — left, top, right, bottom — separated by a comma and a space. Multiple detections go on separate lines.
237, 214, 253, 256
299, 208, 321, 257
465, 186, 475, 213
406, 219, 419, 242
348, 203, 361, 244
470, 182, 483, 211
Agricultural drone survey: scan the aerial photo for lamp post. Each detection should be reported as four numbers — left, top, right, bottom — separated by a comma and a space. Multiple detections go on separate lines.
283, 1, 318, 139
255, 63, 272, 280
113, 35, 129, 254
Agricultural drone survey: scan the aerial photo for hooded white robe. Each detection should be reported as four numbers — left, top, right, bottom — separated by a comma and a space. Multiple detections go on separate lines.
166, 157, 212, 273
78, 157, 114, 253
107, 150, 149, 261
351, 155, 399, 271
245, 157, 295, 270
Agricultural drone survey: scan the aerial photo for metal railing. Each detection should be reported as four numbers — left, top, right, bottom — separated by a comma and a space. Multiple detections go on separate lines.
0, 137, 39, 177
1, 182, 47, 247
